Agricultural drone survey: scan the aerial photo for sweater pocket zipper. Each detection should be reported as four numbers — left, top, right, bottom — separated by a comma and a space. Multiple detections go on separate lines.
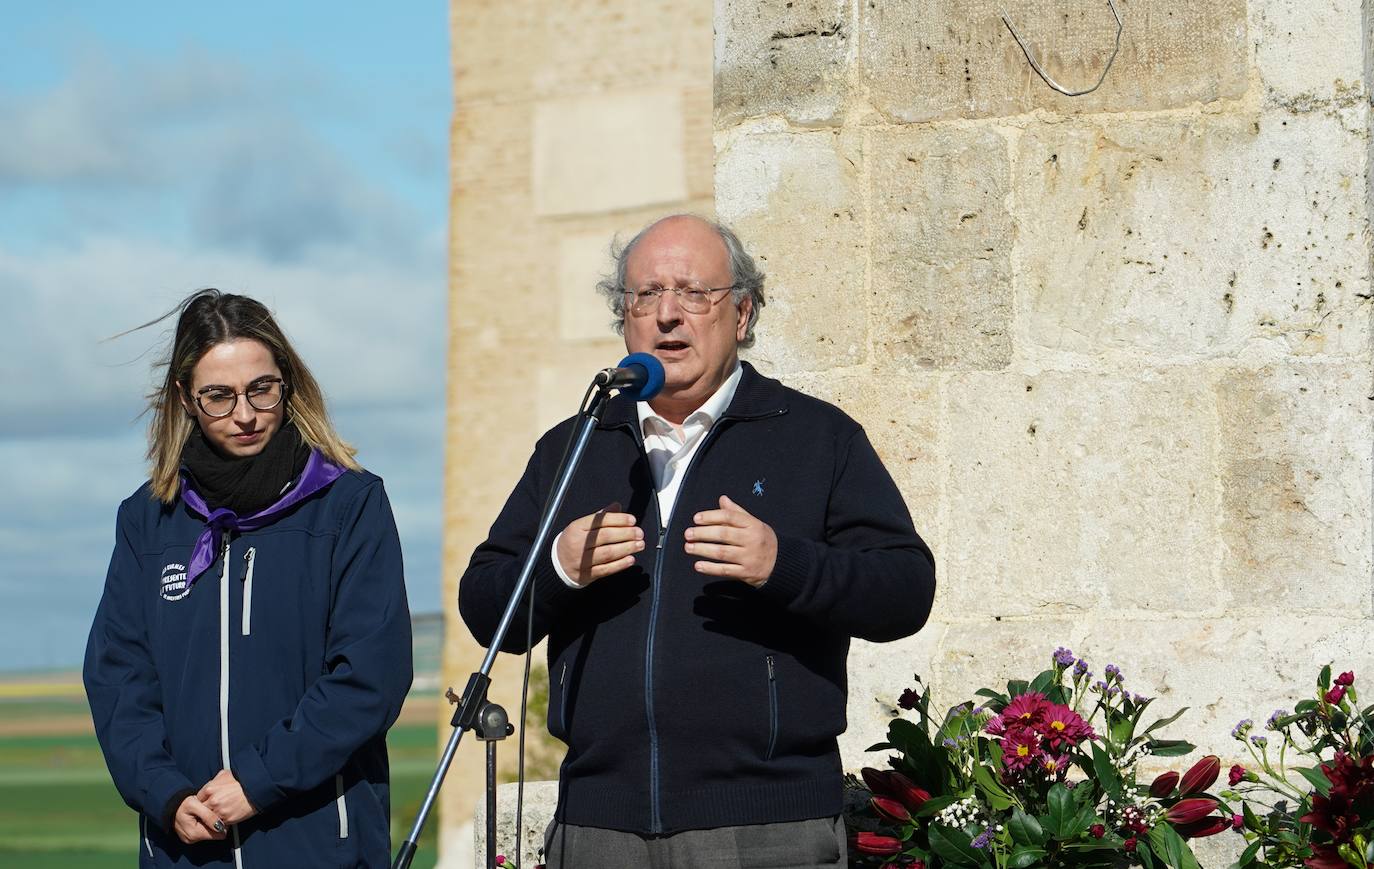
241, 547, 256, 637
765, 655, 778, 761
557, 661, 569, 732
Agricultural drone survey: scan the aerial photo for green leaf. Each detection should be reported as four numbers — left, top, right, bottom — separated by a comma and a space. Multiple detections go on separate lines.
1029, 669, 1056, 695
1147, 738, 1197, 757
1110, 712, 1134, 745
1148, 822, 1202, 869
1242, 801, 1262, 833
1143, 707, 1190, 736
1319, 664, 1332, 692
1007, 679, 1030, 698
975, 688, 1008, 707
1092, 742, 1123, 797
914, 795, 961, 819
973, 762, 1014, 811
928, 823, 980, 867
1008, 808, 1046, 847
1295, 699, 1319, 714
865, 741, 892, 752
1138, 841, 1157, 869
1008, 846, 1048, 868
1227, 839, 1262, 869
1046, 783, 1074, 836
1296, 765, 1333, 797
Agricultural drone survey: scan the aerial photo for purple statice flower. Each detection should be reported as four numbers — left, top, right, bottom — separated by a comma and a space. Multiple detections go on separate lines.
1108, 685, 1121, 697
1250, 735, 1268, 748
1093, 680, 1109, 694
971, 829, 993, 849
1073, 658, 1090, 677
1266, 709, 1288, 731
1231, 718, 1253, 740
1132, 693, 1150, 704
1104, 664, 1122, 682
1054, 647, 1076, 666
942, 738, 958, 749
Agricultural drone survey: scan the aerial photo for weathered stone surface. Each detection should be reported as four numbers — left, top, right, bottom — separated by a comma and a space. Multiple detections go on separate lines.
557, 229, 628, 342
943, 371, 1220, 617
1251, 0, 1368, 110
1015, 113, 1372, 360
473, 780, 559, 868
859, 0, 1250, 123
869, 126, 1014, 371
715, 0, 853, 127
931, 617, 1374, 761
718, 127, 867, 373
842, 625, 947, 768
1219, 363, 1374, 615
533, 88, 688, 217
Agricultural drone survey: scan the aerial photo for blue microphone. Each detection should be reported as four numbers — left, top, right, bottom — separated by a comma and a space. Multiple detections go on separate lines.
595, 352, 665, 401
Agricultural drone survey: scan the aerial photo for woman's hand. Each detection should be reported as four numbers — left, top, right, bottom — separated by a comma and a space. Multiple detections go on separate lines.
174, 795, 226, 844
197, 769, 259, 826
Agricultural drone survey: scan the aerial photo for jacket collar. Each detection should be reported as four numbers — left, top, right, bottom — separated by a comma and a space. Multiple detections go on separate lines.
598, 360, 787, 431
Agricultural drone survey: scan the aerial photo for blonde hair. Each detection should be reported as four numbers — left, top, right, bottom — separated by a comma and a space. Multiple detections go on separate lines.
141, 289, 360, 503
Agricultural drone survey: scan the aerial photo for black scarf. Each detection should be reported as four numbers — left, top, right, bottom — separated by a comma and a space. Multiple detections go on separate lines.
182, 420, 311, 516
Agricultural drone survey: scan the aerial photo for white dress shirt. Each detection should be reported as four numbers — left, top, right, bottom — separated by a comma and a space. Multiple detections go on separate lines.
553, 364, 743, 588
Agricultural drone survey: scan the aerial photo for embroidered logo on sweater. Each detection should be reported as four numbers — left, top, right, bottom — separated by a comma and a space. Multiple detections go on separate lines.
752, 478, 766, 497
160, 563, 190, 601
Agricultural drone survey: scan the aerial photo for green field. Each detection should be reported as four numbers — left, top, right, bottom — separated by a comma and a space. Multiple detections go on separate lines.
0, 694, 440, 869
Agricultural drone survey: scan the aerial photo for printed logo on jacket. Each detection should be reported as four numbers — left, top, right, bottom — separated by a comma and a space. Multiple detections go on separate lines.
159, 563, 190, 601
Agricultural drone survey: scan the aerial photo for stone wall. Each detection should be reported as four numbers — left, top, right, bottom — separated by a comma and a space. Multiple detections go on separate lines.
714, 0, 1374, 841
441, 1, 713, 864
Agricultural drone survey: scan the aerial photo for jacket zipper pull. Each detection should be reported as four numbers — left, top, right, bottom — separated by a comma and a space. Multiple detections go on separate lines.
656, 529, 667, 550
242, 547, 255, 580
767, 655, 776, 681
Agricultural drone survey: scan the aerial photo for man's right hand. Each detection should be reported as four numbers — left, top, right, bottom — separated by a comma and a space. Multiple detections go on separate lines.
174, 795, 226, 844
555, 502, 643, 586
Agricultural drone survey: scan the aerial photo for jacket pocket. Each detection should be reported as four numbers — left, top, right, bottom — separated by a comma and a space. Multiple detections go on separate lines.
241, 547, 256, 636
335, 773, 349, 839
765, 655, 778, 761
548, 660, 570, 738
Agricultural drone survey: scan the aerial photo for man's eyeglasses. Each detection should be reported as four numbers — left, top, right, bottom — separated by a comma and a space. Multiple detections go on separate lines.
193, 377, 287, 418
623, 284, 739, 316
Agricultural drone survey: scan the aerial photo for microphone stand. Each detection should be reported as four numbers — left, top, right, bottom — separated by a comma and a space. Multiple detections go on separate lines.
393, 384, 616, 869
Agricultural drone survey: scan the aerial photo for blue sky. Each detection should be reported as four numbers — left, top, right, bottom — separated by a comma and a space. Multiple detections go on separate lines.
0, 3, 451, 670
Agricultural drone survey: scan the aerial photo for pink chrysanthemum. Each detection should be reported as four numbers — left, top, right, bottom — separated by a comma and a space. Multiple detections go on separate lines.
1002, 692, 1049, 728
1039, 703, 1094, 748
1003, 728, 1041, 774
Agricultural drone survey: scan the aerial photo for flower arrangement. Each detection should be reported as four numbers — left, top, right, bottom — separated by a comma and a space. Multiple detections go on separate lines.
1223, 666, 1374, 869
847, 648, 1232, 868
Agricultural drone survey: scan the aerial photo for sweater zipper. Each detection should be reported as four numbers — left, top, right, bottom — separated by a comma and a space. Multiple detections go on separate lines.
642, 422, 725, 834
218, 535, 244, 869
240, 548, 256, 636
765, 655, 778, 761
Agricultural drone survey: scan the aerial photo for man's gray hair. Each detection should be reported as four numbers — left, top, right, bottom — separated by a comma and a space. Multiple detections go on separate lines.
594, 216, 767, 348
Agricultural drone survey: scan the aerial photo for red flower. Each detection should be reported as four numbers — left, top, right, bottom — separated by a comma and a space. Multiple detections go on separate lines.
1038, 703, 1095, 748
1228, 764, 1246, 786
1305, 845, 1351, 869
1174, 817, 1230, 839
984, 714, 1006, 736
1336, 671, 1355, 687
1325, 686, 1347, 705
1002, 728, 1042, 774
871, 796, 911, 824
1231, 813, 1244, 830
1123, 837, 1138, 852
1150, 771, 1180, 798
911, 863, 926, 869
1165, 797, 1219, 825
1299, 751, 1374, 844
897, 688, 921, 710
1089, 824, 1106, 839
1003, 692, 1049, 726
888, 771, 931, 813
861, 767, 895, 796
1179, 755, 1221, 795
852, 832, 903, 855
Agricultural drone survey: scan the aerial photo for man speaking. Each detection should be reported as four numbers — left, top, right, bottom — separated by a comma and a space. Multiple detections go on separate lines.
458, 215, 936, 867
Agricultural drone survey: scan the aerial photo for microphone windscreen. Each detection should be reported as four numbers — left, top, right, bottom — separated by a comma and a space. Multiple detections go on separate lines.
617, 352, 665, 402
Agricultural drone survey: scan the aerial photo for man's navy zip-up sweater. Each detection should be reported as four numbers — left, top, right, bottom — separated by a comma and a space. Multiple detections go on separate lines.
459, 363, 936, 834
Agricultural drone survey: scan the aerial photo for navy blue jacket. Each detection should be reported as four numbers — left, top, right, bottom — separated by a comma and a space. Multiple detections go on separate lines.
85, 462, 413, 868
459, 363, 935, 834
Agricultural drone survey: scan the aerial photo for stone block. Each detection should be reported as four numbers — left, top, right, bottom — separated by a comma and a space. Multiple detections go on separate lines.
475, 780, 559, 868
1014, 113, 1372, 360
532, 88, 688, 217
715, 0, 853, 127
716, 127, 867, 374
929, 617, 1374, 762
869, 126, 1014, 371
943, 371, 1220, 617
1251, 0, 1368, 109
859, 0, 1249, 123
1218, 363, 1373, 615
842, 624, 947, 769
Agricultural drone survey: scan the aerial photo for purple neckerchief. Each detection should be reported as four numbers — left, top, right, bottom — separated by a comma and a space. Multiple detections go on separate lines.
181, 449, 347, 588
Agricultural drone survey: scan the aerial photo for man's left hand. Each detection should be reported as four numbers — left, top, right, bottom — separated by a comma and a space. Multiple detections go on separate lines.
197, 769, 259, 826
685, 495, 777, 587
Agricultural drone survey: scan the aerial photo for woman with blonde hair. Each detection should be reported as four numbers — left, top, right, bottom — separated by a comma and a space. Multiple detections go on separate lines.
84, 289, 412, 867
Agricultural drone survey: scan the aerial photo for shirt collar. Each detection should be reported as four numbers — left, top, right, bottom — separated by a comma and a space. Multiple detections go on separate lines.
636, 363, 744, 436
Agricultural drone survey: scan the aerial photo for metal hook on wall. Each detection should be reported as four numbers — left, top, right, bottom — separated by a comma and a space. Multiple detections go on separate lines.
1002, 0, 1124, 97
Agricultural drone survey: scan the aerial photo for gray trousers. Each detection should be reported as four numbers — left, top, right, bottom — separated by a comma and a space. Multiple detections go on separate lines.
543, 816, 847, 869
